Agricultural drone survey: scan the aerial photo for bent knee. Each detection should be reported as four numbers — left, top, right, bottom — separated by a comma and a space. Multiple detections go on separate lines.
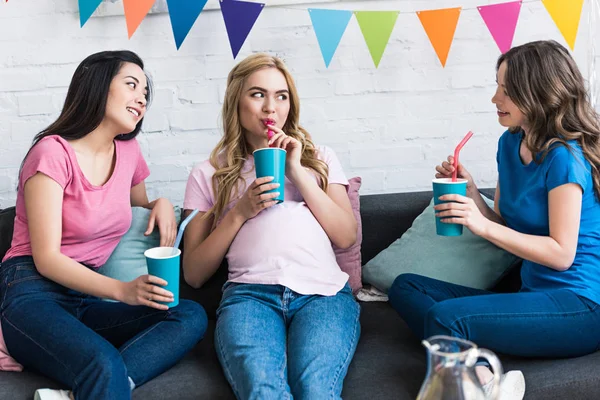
425, 302, 467, 338
84, 346, 127, 382
172, 300, 208, 339
389, 273, 426, 301
233, 368, 289, 400
391, 273, 424, 290
292, 376, 343, 400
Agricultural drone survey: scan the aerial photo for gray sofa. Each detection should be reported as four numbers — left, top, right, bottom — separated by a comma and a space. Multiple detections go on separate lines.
1, 190, 599, 399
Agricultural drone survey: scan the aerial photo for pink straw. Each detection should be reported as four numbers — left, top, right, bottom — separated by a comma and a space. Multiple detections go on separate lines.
265, 120, 275, 147
452, 131, 474, 182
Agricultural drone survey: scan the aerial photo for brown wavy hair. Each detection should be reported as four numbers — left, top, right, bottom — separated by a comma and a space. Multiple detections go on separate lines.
498, 40, 600, 199
205, 53, 329, 227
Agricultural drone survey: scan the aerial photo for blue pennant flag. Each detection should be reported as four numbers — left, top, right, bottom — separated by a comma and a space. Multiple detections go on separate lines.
166, 0, 208, 49
79, 0, 103, 27
220, 0, 265, 59
308, 9, 353, 68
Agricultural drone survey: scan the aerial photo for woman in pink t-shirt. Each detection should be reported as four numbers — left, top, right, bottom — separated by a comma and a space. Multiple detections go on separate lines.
183, 53, 360, 399
0, 51, 207, 400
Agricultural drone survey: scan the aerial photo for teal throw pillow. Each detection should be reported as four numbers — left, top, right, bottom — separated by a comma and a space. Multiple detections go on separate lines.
99, 206, 182, 283
362, 196, 519, 293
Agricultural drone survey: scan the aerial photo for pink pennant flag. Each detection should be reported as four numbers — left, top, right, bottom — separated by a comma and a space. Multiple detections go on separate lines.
478, 1, 522, 54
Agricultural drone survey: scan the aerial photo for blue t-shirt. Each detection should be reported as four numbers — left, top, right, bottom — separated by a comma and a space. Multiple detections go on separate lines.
497, 130, 600, 305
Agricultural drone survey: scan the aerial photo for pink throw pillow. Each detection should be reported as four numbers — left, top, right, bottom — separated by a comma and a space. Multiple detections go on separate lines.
334, 176, 363, 294
0, 323, 23, 371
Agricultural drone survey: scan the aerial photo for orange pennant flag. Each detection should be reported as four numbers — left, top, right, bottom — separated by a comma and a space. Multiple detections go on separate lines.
417, 7, 461, 67
124, 0, 156, 38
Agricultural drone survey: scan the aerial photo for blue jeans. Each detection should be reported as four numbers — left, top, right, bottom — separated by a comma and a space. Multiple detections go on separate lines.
0, 256, 208, 400
215, 282, 360, 400
389, 273, 600, 358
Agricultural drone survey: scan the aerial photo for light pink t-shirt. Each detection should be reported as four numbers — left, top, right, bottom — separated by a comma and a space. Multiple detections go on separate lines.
2, 135, 150, 268
184, 146, 350, 296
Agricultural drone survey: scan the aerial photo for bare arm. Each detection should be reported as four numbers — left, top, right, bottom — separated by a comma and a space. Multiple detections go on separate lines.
26, 173, 173, 309
182, 176, 280, 288
130, 181, 152, 208
481, 184, 580, 271
288, 168, 357, 249
130, 181, 177, 247
265, 127, 356, 248
469, 181, 505, 225
182, 210, 245, 288
438, 184, 580, 271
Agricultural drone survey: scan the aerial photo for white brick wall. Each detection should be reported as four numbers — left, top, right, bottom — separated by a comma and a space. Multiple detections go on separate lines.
0, 0, 598, 207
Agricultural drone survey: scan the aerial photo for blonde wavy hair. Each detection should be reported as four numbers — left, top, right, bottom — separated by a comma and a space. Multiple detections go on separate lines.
205, 53, 329, 227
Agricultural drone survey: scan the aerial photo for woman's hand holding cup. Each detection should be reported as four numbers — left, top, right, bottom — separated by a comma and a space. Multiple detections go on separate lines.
233, 176, 281, 222
435, 155, 475, 193
119, 274, 174, 311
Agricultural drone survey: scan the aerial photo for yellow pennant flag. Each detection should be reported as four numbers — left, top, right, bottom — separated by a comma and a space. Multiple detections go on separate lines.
542, 0, 584, 50
417, 7, 461, 68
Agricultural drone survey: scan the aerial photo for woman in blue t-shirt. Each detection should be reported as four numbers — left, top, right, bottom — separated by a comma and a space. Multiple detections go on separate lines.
389, 40, 600, 398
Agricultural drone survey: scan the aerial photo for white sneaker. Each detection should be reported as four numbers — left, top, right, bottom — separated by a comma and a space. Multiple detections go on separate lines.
483, 370, 526, 400
33, 389, 72, 400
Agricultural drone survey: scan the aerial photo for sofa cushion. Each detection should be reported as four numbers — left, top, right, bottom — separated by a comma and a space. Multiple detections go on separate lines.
0, 207, 16, 262
0, 192, 599, 399
98, 206, 181, 284
334, 176, 363, 293
180, 260, 228, 321
362, 196, 519, 292
360, 191, 438, 266
2, 302, 598, 399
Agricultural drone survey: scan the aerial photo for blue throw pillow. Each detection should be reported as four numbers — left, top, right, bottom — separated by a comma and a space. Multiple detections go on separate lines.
98, 206, 182, 283
362, 196, 520, 293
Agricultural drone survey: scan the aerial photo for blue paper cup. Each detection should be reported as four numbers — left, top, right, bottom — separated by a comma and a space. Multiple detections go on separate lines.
432, 178, 468, 236
144, 247, 180, 308
253, 147, 286, 203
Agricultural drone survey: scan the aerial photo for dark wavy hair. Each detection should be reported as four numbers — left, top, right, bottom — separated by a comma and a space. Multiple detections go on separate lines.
498, 40, 600, 199
18, 50, 152, 185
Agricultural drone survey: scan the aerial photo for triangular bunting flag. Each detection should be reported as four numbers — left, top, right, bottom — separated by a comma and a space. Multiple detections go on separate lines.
417, 7, 461, 67
542, 0, 584, 50
478, 1, 522, 54
124, 0, 156, 38
220, 0, 265, 59
166, 0, 208, 49
79, 0, 103, 27
354, 11, 399, 68
308, 9, 353, 68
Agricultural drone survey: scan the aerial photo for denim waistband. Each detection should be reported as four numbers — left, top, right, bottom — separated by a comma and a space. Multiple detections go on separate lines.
1, 255, 95, 272
0, 255, 35, 273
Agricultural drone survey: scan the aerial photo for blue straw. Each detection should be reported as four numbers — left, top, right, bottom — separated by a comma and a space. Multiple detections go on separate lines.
172, 209, 200, 254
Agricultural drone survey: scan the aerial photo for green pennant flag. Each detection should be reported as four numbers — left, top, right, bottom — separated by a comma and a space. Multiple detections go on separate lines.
355, 11, 399, 68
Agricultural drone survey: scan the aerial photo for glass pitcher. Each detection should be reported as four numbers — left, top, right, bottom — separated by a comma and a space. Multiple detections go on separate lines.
417, 335, 503, 400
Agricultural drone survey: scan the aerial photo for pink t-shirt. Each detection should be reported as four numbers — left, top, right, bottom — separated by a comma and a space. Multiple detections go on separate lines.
2, 135, 150, 268
184, 146, 350, 296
